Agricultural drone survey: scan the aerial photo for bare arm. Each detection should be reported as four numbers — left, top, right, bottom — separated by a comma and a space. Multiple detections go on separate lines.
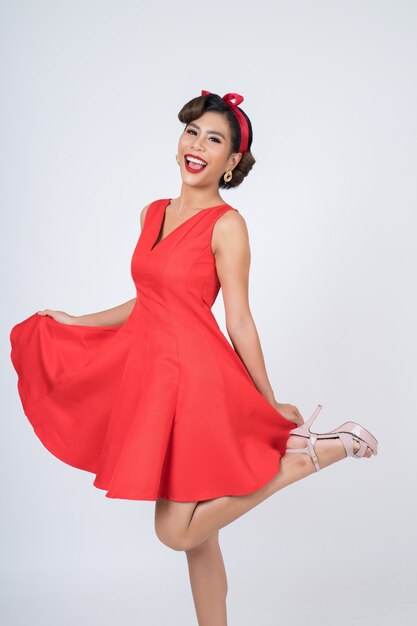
71, 204, 153, 326
213, 211, 277, 404
213, 211, 304, 426
72, 298, 136, 326
38, 203, 152, 327
72, 203, 153, 326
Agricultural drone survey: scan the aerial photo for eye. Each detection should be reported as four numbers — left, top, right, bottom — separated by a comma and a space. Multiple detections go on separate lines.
185, 128, 221, 143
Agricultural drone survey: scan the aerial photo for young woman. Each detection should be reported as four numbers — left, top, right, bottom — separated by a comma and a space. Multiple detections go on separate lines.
10, 90, 378, 625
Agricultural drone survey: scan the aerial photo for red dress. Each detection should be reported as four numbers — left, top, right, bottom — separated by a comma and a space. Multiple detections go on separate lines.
9, 198, 296, 502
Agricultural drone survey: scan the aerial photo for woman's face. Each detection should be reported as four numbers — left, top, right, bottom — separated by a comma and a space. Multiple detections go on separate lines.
177, 111, 242, 189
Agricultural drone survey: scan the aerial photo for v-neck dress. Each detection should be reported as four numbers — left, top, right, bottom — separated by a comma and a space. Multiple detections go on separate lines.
9, 198, 296, 502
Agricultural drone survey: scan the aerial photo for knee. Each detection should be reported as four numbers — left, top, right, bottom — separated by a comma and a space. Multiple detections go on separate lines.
154, 523, 189, 552
156, 533, 190, 552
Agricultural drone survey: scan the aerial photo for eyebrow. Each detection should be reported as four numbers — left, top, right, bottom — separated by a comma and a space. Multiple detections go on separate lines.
187, 122, 226, 140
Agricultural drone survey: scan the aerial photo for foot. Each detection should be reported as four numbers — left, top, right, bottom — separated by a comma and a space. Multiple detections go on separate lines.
285, 432, 374, 470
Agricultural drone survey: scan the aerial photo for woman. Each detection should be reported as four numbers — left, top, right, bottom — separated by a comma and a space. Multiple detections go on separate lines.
10, 90, 378, 625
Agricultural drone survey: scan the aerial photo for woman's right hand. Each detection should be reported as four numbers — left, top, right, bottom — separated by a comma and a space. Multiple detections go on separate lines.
37, 309, 76, 325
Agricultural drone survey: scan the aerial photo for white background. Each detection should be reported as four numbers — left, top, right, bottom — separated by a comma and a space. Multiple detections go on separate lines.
1, 1, 415, 625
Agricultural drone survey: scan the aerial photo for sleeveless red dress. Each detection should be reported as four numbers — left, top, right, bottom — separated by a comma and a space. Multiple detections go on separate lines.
9, 198, 296, 502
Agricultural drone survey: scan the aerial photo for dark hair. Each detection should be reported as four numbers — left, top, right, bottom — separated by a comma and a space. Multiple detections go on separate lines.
178, 92, 256, 189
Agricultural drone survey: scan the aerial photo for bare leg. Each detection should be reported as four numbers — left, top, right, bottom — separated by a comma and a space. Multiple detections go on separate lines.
155, 435, 374, 552
185, 529, 228, 626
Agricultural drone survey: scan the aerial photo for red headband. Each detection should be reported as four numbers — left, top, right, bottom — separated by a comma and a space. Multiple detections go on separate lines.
201, 90, 250, 154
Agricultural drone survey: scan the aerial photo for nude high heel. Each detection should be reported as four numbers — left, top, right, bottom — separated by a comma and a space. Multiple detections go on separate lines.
285, 404, 378, 472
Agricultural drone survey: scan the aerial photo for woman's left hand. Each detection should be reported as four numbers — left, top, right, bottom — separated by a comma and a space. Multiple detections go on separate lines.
272, 401, 304, 427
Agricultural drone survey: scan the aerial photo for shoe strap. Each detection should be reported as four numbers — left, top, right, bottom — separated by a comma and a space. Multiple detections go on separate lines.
353, 438, 368, 458
286, 431, 370, 469
285, 435, 321, 472
307, 436, 321, 471
338, 432, 368, 458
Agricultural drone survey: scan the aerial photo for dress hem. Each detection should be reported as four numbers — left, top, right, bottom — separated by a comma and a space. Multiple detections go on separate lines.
30, 414, 289, 503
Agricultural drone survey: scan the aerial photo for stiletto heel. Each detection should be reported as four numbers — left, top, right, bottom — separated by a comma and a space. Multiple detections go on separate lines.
285, 404, 378, 472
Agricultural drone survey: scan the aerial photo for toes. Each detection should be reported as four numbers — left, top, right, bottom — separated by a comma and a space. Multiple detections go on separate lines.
354, 439, 373, 458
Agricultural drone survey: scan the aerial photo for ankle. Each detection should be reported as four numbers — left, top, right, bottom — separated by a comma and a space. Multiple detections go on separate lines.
285, 434, 348, 470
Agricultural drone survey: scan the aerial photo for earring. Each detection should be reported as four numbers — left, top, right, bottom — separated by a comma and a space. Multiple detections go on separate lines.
223, 170, 233, 182
176, 155, 180, 165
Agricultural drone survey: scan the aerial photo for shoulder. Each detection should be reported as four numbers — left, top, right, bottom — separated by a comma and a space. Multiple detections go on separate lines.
139, 199, 162, 230
211, 207, 249, 254
213, 206, 248, 236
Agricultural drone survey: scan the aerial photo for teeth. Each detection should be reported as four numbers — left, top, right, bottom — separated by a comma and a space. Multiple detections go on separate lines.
186, 156, 207, 165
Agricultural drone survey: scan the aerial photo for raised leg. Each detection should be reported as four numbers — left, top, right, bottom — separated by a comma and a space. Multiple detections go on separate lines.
154, 435, 373, 552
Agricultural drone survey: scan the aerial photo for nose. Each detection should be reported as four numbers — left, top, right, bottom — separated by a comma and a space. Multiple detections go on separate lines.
191, 135, 204, 151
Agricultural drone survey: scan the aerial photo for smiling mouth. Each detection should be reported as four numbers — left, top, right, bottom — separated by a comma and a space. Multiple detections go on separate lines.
184, 155, 208, 173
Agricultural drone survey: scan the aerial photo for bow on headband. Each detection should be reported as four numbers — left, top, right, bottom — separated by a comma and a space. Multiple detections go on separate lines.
201, 90, 249, 154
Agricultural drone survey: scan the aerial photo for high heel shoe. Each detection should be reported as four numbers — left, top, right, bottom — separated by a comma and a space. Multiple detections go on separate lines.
285, 404, 378, 472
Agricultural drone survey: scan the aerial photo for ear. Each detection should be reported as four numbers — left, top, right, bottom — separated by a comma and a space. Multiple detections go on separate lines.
228, 152, 242, 169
